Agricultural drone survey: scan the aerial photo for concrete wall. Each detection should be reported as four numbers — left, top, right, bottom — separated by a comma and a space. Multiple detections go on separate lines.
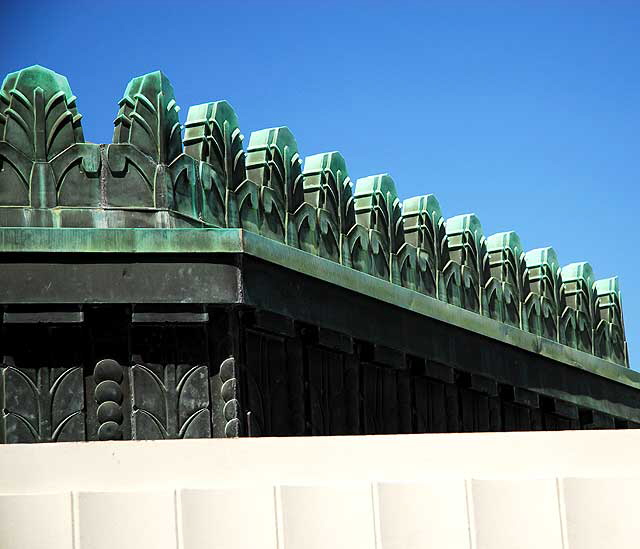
1, 430, 639, 548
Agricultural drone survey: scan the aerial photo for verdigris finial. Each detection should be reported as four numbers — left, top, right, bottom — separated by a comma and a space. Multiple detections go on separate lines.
184, 100, 246, 228
303, 151, 355, 264
0, 64, 84, 161
594, 277, 627, 366
113, 71, 182, 165
354, 174, 404, 280
561, 262, 596, 353
0, 65, 91, 208
525, 247, 562, 342
246, 127, 315, 249
485, 231, 530, 327
402, 194, 449, 297
446, 213, 488, 314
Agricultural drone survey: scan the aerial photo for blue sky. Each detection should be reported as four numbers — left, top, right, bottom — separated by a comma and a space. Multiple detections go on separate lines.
3, 1, 639, 366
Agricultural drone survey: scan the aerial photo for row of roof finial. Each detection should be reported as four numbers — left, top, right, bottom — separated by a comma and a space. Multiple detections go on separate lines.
0, 65, 628, 366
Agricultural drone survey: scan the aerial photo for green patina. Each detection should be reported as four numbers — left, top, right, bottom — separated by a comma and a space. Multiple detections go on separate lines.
0, 65, 629, 370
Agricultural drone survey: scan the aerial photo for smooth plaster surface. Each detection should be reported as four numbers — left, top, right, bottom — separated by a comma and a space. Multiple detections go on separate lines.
1, 430, 640, 548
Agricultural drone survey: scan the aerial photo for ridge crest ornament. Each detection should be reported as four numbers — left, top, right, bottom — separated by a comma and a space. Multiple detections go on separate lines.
0, 64, 635, 445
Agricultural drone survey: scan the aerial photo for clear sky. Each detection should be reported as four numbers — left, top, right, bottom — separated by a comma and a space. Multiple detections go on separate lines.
3, 1, 639, 366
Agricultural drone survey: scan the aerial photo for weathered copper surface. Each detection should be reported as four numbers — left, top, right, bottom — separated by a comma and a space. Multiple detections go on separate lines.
0, 65, 634, 443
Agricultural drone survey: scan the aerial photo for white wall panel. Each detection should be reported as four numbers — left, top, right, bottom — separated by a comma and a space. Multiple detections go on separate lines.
278, 484, 376, 549
179, 486, 278, 549
470, 479, 563, 549
376, 480, 471, 549
562, 477, 640, 549
75, 491, 176, 549
0, 492, 73, 549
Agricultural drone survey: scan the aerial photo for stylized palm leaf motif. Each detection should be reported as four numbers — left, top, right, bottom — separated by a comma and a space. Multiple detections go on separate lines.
303, 151, 356, 263
1, 366, 40, 442
561, 262, 597, 354
246, 127, 308, 246
403, 194, 450, 297
184, 100, 246, 227
0, 65, 83, 161
1, 365, 84, 443
353, 174, 404, 280
0, 65, 92, 207
110, 71, 193, 211
525, 247, 563, 341
130, 362, 211, 440
354, 174, 403, 252
176, 364, 211, 438
594, 277, 627, 365
486, 231, 530, 328
446, 214, 488, 281
49, 367, 85, 442
486, 232, 528, 294
446, 214, 492, 315
184, 101, 245, 189
131, 363, 171, 439
113, 71, 181, 164
403, 194, 449, 269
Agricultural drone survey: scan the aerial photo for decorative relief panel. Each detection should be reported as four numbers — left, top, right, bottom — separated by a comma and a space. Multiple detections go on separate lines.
130, 361, 211, 440
93, 359, 125, 441
1, 359, 85, 443
218, 357, 240, 438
